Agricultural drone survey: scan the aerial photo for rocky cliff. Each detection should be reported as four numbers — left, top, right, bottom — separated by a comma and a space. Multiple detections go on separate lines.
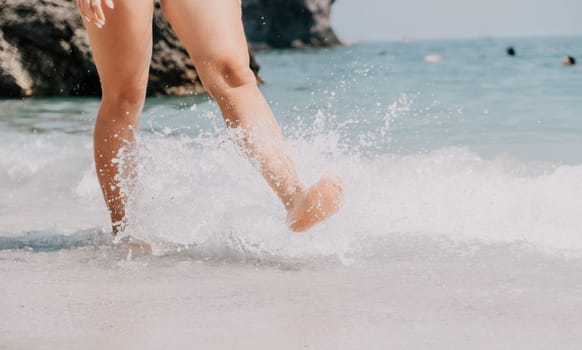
243, 0, 340, 49
0, 0, 339, 98
0, 0, 262, 98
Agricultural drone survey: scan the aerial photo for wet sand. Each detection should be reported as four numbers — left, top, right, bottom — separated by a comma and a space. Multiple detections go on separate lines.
1, 244, 581, 350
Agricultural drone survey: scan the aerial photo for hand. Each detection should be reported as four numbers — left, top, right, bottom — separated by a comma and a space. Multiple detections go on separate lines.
77, 0, 115, 28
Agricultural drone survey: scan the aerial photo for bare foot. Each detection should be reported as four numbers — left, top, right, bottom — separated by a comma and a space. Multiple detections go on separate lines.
287, 173, 343, 232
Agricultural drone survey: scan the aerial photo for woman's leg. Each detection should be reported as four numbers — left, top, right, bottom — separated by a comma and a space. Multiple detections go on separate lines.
83, 0, 154, 234
161, 0, 343, 231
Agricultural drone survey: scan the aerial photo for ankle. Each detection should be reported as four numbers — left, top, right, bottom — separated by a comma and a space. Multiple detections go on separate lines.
284, 185, 306, 210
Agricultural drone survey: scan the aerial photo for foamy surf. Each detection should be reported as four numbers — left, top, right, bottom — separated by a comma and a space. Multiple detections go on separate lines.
2, 126, 582, 261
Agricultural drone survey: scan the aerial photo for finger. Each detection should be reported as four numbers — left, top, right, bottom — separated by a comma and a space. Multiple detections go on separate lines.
78, 0, 87, 22
105, 0, 114, 9
80, 0, 92, 22
90, 0, 106, 28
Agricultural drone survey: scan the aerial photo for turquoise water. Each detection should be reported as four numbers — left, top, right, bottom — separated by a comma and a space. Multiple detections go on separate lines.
259, 37, 582, 163
3, 37, 581, 161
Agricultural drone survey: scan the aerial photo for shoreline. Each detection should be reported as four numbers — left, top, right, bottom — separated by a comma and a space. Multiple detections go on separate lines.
1, 245, 581, 349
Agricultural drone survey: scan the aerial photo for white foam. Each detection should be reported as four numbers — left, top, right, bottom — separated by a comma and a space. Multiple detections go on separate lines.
118, 130, 582, 258
2, 127, 582, 258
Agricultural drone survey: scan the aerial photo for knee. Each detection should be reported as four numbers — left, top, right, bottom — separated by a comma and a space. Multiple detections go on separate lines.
197, 54, 257, 96
101, 84, 147, 116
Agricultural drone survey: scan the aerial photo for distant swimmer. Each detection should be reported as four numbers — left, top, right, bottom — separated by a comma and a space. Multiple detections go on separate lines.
424, 54, 442, 63
506, 47, 516, 56
563, 56, 576, 66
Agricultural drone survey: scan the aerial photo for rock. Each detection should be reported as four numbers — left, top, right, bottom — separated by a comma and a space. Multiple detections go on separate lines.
242, 0, 340, 49
0, 0, 261, 98
0, 0, 100, 97
0, 30, 34, 97
149, 1, 205, 96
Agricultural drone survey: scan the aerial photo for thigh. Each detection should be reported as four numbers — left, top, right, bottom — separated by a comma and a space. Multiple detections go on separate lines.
160, 0, 249, 68
84, 0, 154, 92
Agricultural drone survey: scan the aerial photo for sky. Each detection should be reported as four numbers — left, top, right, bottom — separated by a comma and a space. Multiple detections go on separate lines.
333, 0, 582, 41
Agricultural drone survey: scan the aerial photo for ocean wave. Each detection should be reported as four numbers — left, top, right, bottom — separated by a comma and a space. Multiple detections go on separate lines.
0, 228, 110, 252
1, 128, 582, 259
122, 131, 582, 258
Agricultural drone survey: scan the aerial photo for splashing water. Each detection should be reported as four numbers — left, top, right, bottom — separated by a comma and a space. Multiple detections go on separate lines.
1, 100, 582, 262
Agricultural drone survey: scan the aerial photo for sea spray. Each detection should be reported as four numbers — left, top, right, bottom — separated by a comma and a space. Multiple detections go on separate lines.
2, 108, 582, 259
103, 105, 582, 260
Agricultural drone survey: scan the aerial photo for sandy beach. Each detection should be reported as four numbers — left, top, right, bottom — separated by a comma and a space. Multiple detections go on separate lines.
2, 238, 582, 350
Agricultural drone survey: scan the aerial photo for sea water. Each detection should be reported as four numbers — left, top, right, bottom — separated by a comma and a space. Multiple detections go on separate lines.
1, 37, 582, 349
